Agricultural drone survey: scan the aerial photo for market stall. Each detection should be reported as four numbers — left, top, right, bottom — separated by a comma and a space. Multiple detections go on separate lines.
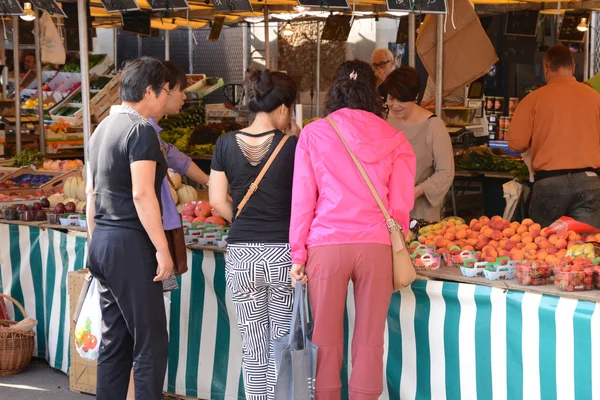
2, 222, 600, 399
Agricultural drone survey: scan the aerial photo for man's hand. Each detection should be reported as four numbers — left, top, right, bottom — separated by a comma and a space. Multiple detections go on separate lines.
154, 249, 174, 282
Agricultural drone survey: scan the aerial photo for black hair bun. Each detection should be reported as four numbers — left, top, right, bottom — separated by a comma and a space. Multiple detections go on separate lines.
245, 69, 274, 100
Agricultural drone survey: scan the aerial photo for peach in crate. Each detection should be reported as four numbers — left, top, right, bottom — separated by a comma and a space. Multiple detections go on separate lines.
412, 253, 441, 271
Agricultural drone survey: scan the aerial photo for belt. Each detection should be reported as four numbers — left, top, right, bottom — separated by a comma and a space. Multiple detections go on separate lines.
534, 168, 600, 182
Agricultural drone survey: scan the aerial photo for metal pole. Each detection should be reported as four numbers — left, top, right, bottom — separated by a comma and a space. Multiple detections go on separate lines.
13, 17, 21, 155
34, 10, 45, 153
590, 13, 597, 77
77, 0, 92, 171
584, 30, 590, 81
165, 29, 170, 61
0, 31, 7, 98
264, 8, 270, 69
316, 21, 321, 118
113, 27, 118, 73
435, 14, 444, 116
137, 35, 142, 57
242, 23, 249, 73
188, 28, 193, 73
408, 14, 416, 67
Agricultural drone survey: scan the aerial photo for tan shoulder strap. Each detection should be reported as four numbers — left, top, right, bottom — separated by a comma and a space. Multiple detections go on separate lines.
326, 117, 397, 231
235, 134, 291, 218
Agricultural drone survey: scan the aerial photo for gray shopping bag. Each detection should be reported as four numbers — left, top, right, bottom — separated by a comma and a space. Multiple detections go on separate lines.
274, 282, 318, 400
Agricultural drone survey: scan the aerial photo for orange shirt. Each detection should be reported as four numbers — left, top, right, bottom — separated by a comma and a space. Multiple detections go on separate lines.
508, 75, 600, 172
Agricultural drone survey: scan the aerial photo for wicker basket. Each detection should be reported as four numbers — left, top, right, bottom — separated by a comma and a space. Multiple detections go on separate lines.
0, 293, 34, 376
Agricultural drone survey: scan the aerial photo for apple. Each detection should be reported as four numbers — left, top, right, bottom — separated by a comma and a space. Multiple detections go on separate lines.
32, 202, 42, 211
194, 202, 212, 218
40, 197, 50, 208
65, 202, 76, 213
182, 201, 197, 217
55, 203, 65, 214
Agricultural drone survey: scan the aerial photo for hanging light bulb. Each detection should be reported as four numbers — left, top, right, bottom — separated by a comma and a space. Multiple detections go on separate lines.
283, 22, 293, 37
577, 17, 589, 32
20, 2, 36, 21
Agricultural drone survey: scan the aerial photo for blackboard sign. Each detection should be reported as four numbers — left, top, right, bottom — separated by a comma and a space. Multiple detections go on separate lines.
298, 0, 349, 9
122, 11, 153, 36
504, 10, 539, 37
146, 0, 189, 11
502, 35, 536, 64
386, 0, 446, 15
30, 0, 66, 17
0, 0, 24, 15
559, 11, 590, 43
208, 16, 225, 41
62, 2, 93, 52
212, 0, 252, 12
321, 15, 352, 41
19, 20, 35, 46
101, 0, 140, 13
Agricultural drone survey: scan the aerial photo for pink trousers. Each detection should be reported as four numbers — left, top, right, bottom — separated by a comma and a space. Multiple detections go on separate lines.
306, 243, 393, 400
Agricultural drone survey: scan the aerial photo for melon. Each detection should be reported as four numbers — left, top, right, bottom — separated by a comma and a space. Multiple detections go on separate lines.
168, 169, 182, 190
48, 193, 66, 208
177, 184, 197, 204
169, 186, 178, 205
76, 180, 86, 202
63, 176, 83, 199
76, 201, 86, 213
176, 203, 183, 215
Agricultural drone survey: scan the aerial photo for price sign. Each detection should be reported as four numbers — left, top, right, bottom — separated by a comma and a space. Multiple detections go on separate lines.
30, 0, 66, 17
386, 0, 446, 14
212, 0, 252, 12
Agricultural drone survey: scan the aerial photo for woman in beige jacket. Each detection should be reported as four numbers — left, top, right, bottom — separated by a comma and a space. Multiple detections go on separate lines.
380, 66, 455, 222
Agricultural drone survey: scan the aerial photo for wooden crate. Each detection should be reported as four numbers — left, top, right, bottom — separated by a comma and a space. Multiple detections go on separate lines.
68, 269, 97, 395
90, 74, 120, 114
0, 168, 80, 196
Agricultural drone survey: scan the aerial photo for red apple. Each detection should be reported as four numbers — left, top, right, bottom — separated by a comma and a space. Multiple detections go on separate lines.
182, 201, 197, 217
194, 202, 212, 218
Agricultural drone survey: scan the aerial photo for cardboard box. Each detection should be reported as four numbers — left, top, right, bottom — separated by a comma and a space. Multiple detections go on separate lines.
68, 269, 97, 395
416, 0, 498, 97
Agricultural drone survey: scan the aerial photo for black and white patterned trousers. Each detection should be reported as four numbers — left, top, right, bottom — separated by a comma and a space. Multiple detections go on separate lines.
226, 243, 294, 400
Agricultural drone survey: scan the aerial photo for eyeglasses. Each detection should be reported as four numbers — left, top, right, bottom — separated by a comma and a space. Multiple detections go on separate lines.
372, 60, 392, 69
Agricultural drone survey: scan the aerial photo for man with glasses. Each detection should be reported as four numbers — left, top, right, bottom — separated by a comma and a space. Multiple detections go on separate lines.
372, 48, 396, 86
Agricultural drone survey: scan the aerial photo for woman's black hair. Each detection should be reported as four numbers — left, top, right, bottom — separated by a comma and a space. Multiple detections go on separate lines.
324, 60, 384, 117
379, 66, 421, 103
244, 69, 297, 113
163, 61, 187, 91
119, 57, 169, 103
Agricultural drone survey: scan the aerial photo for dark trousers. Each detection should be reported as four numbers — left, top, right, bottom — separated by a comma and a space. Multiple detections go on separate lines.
530, 172, 600, 228
87, 226, 168, 400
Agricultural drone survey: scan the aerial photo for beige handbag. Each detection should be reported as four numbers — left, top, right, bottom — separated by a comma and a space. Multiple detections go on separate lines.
327, 118, 417, 291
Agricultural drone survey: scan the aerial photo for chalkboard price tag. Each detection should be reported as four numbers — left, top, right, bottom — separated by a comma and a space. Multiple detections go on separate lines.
386, 0, 446, 15
502, 34, 536, 64
212, 0, 252, 12
100, 0, 140, 13
298, 0, 350, 9
30, 0, 66, 17
504, 10, 539, 37
559, 11, 590, 43
209, 16, 225, 41
0, 0, 24, 15
146, 0, 190, 11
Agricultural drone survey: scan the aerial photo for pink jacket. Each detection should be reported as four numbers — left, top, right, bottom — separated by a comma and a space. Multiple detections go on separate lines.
290, 108, 417, 265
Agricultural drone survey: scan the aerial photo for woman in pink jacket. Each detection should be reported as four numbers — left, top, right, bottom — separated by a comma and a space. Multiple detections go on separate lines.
290, 60, 416, 400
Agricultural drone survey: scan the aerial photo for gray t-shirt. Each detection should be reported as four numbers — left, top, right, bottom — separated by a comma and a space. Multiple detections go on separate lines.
88, 109, 167, 231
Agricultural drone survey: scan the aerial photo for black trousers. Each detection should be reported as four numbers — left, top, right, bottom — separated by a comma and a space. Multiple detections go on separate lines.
530, 172, 600, 229
87, 225, 168, 400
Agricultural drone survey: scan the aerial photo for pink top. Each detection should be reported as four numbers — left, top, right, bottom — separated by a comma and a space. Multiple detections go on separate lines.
290, 108, 417, 265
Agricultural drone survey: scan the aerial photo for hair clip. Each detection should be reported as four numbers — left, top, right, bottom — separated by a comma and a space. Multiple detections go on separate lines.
349, 71, 358, 81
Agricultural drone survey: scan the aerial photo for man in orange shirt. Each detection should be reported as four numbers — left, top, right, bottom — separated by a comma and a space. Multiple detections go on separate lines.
509, 44, 600, 228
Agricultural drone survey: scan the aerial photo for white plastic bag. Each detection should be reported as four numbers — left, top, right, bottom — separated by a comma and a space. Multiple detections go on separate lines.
74, 278, 101, 360
39, 12, 66, 65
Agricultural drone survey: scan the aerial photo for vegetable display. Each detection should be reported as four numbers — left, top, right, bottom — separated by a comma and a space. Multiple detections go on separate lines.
11, 149, 45, 167
62, 54, 106, 73
456, 147, 529, 181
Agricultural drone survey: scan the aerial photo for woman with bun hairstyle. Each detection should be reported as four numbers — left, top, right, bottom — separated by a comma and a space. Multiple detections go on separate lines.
380, 66, 454, 222
289, 60, 416, 400
209, 69, 300, 400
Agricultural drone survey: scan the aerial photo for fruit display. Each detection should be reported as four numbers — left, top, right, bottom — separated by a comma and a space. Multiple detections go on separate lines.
22, 97, 55, 110
418, 216, 465, 237
566, 243, 597, 259
0, 174, 55, 189
10, 149, 46, 167
54, 107, 79, 117
48, 120, 73, 135
40, 159, 83, 172
418, 216, 579, 264
515, 261, 552, 286
483, 262, 516, 280
412, 252, 441, 270
555, 267, 594, 292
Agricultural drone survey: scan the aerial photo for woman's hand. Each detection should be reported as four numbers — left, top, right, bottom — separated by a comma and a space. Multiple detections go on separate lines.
286, 120, 301, 137
290, 263, 308, 286
414, 185, 425, 200
154, 248, 174, 282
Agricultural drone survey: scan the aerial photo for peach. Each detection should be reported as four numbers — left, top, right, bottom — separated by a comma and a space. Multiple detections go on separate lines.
491, 230, 504, 241
546, 245, 558, 255
521, 218, 534, 227
529, 223, 541, 233
499, 249, 510, 258
483, 229, 494, 239
457, 224, 469, 231
499, 238, 509, 249
504, 240, 517, 251
489, 240, 500, 248
529, 228, 541, 239
568, 230, 580, 242
435, 238, 450, 248
503, 228, 516, 237
490, 221, 505, 231
540, 228, 549, 238
510, 234, 522, 243
463, 245, 475, 251
523, 248, 537, 260
491, 215, 503, 222
549, 234, 558, 246
517, 243, 526, 250
511, 222, 521, 231
521, 233, 534, 245
468, 231, 480, 240
447, 226, 457, 234
567, 241, 577, 249
545, 255, 560, 265
456, 230, 468, 240
476, 240, 489, 251
525, 243, 538, 251
469, 218, 479, 228
537, 250, 548, 261
534, 236, 546, 245
438, 247, 449, 254
555, 238, 568, 250
444, 233, 456, 241
556, 249, 567, 259
479, 216, 490, 226
517, 225, 529, 235
556, 230, 569, 240
503, 220, 512, 230
419, 236, 427, 244
510, 249, 525, 261
440, 229, 448, 236
467, 238, 478, 246
482, 245, 499, 259
472, 223, 482, 232
455, 240, 466, 248
585, 235, 596, 243
426, 240, 435, 247
484, 257, 497, 262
